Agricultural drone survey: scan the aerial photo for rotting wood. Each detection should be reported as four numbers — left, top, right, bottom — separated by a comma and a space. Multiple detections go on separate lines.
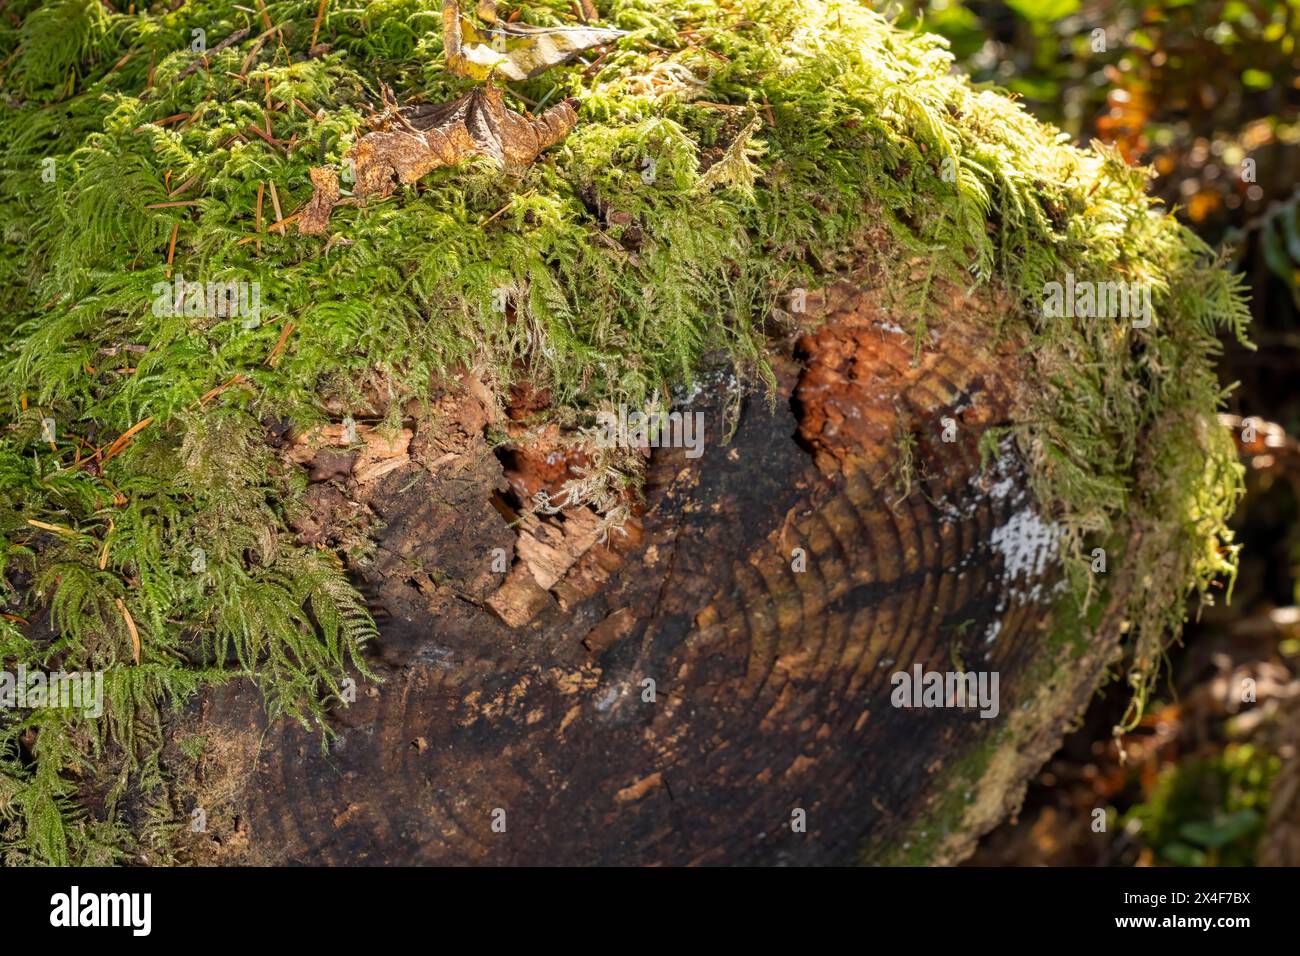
173, 274, 1131, 865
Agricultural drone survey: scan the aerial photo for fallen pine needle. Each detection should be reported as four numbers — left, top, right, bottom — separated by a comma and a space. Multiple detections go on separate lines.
133, 112, 189, 133
194, 373, 249, 408
265, 209, 300, 232
99, 478, 129, 508
98, 518, 114, 570
104, 50, 133, 76
168, 173, 201, 197
268, 181, 285, 233
311, 0, 328, 48
115, 598, 141, 664
165, 222, 178, 276
102, 416, 155, 462
483, 190, 533, 226
266, 319, 295, 366
246, 124, 282, 149
26, 519, 81, 538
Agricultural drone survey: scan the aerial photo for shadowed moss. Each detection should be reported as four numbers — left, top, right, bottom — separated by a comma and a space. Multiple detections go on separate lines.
0, 0, 1248, 863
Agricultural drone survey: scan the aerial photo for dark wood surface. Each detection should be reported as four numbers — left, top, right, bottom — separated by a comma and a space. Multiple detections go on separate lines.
181, 278, 1126, 865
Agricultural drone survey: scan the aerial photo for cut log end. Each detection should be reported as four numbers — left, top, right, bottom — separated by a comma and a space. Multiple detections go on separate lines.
168, 273, 1130, 866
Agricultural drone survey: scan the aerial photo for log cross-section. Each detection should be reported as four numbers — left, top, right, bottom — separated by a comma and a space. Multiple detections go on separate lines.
184, 277, 1127, 865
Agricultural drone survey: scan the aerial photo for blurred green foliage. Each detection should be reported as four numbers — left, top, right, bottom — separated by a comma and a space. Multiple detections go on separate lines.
897, 0, 1299, 231
1123, 743, 1278, 866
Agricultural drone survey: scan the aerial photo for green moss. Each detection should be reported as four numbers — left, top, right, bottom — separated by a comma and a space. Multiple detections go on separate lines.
0, 0, 1249, 862
863, 734, 1000, 866
1052, 542, 1116, 658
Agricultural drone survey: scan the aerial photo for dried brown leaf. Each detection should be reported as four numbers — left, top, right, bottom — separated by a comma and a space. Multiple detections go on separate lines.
350, 86, 577, 199
299, 165, 340, 235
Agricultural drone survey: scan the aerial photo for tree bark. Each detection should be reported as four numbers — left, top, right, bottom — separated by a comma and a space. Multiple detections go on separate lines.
174, 272, 1131, 865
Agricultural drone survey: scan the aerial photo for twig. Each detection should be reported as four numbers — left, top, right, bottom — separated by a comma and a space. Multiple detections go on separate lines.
311, 0, 329, 49
268, 181, 285, 233
165, 222, 179, 277
175, 26, 251, 82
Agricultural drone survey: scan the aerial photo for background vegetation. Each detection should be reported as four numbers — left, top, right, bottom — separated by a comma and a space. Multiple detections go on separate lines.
893, 0, 1300, 867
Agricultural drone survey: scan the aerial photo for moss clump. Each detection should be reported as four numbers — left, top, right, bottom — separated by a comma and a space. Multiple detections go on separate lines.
0, 0, 1248, 863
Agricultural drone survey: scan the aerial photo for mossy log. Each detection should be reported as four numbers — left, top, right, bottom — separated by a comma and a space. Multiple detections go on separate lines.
176, 275, 1128, 865
0, 0, 1245, 865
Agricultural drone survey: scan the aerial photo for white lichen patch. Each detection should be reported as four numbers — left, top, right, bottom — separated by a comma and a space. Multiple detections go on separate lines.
990, 508, 1061, 583
934, 444, 1067, 636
